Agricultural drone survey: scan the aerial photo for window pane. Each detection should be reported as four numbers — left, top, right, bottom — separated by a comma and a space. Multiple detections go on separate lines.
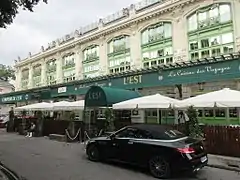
222, 33, 233, 44
142, 31, 148, 44
188, 14, 197, 31
198, 12, 207, 28
210, 36, 220, 46
220, 4, 231, 22
209, 7, 218, 18
212, 48, 221, 56
157, 49, 164, 57
191, 52, 199, 60
156, 25, 164, 34
164, 23, 172, 38
165, 46, 172, 55
189, 41, 198, 50
150, 51, 158, 58
223, 45, 234, 53
198, 11, 207, 21
201, 50, 210, 58
201, 39, 210, 48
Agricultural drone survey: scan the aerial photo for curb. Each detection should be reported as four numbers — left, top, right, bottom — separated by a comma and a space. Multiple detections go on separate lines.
207, 164, 240, 172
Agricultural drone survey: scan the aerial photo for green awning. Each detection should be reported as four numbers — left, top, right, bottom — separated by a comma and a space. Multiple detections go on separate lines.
85, 86, 141, 107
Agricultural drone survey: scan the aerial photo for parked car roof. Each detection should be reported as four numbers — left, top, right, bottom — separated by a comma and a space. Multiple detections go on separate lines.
128, 124, 174, 131
127, 124, 186, 140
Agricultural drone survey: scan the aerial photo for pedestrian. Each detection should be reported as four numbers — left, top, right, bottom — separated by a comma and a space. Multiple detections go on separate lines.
25, 122, 36, 138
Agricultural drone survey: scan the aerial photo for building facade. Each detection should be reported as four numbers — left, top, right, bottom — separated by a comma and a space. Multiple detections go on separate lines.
12, 0, 240, 92
0, 0, 239, 105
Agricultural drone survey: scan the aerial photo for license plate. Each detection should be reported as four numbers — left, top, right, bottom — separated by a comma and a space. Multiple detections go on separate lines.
201, 156, 207, 163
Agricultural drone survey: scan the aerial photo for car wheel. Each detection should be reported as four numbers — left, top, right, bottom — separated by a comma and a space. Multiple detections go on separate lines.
87, 144, 100, 162
149, 156, 171, 179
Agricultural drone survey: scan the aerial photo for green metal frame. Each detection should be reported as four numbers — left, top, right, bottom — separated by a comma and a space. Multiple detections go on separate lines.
187, 3, 234, 60
141, 22, 173, 67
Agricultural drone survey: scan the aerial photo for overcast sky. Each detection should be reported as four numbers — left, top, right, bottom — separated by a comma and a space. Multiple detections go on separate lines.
0, 0, 140, 66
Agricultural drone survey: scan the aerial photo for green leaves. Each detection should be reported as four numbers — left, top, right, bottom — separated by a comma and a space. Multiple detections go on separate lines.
0, 64, 15, 80
0, 0, 48, 28
186, 106, 203, 138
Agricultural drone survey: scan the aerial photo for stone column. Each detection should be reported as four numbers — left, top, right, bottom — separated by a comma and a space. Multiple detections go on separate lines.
99, 36, 108, 75
172, 13, 188, 62
75, 45, 83, 80
15, 68, 21, 91
56, 53, 63, 84
130, 26, 142, 69
41, 60, 47, 86
28, 65, 33, 89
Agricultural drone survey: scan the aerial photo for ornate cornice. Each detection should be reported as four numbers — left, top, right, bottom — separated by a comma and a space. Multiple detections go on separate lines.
15, 0, 200, 68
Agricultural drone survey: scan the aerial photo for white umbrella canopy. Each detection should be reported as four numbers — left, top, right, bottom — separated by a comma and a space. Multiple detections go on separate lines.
178, 88, 240, 108
52, 101, 73, 110
68, 100, 85, 110
15, 102, 53, 111
53, 100, 85, 110
112, 93, 180, 110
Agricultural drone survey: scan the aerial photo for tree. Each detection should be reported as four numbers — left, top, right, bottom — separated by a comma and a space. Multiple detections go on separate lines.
175, 84, 183, 99
0, 0, 47, 28
0, 64, 15, 81
186, 106, 203, 138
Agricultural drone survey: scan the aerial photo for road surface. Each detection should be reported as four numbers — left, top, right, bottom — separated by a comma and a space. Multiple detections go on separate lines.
0, 130, 239, 180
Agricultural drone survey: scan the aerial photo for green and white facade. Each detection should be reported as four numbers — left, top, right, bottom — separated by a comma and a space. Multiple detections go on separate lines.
2, 0, 240, 124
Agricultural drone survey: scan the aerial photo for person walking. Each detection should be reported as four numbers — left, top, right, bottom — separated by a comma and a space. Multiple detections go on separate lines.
25, 122, 36, 137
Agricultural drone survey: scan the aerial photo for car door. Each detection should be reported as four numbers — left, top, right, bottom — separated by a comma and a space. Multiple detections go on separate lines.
113, 127, 139, 163
129, 129, 154, 165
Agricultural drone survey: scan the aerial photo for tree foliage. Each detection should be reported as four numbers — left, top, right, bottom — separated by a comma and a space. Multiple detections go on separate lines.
186, 106, 203, 138
0, 64, 15, 80
0, 0, 48, 28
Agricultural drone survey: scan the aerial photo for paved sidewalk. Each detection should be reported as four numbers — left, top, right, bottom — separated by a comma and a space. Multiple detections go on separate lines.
208, 154, 240, 172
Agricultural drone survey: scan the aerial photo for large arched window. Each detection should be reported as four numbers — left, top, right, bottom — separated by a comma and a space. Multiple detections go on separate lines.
141, 22, 173, 68
21, 68, 29, 90
188, 3, 233, 60
82, 45, 100, 79
33, 64, 42, 87
108, 35, 131, 74
83, 45, 99, 62
62, 53, 76, 82
46, 59, 57, 85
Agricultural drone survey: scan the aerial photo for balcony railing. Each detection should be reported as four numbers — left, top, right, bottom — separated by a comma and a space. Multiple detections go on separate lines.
47, 65, 57, 72
63, 62, 76, 69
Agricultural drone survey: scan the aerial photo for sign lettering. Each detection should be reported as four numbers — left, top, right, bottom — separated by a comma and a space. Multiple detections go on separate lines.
88, 92, 102, 100
168, 66, 231, 77
2, 95, 23, 103
124, 75, 142, 85
58, 87, 67, 93
78, 82, 107, 89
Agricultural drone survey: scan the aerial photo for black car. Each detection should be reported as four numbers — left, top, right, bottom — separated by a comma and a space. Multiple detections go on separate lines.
86, 124, 208, 179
